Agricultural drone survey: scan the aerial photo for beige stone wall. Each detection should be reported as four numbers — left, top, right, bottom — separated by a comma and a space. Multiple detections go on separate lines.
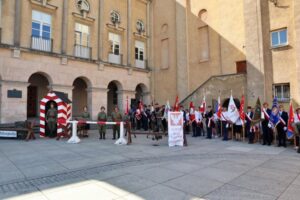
1, 0, 15, 45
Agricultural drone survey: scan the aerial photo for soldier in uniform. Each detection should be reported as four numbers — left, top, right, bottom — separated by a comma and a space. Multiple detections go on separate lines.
46, 102, 57, 138
111, 106, 123, 139
155, 104, 165, 133
97, 106, 107, 140
81, 106, 90, 137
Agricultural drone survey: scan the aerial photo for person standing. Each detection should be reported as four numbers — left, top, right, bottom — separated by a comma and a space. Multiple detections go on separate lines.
262, 102, 272, 145
205, 106, 214, 139
81, 106, 90, 137
221, 107, 229, 141
195, 107, 203, 137
111, 106, 123, 140
245, 106, 253, 139
277, 105, 288, 147
46, 102, 57, 138
97, 106, 107, 140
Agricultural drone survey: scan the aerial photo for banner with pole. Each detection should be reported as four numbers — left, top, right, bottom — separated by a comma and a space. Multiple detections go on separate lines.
168, 112, 184, 147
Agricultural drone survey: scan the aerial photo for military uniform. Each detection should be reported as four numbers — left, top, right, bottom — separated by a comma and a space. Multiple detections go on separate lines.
46, 108, 57, 138
155, 108, 165, 133
111, 111, 122, 139
98, 111, 107, 139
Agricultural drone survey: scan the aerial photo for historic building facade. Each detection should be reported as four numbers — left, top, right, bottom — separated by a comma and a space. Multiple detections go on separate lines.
0, 0, 298, 123
0, 0, 151, 123
152, 0, 298, 109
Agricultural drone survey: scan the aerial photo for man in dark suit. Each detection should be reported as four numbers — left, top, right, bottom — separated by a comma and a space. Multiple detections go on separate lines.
245, 106, 254, 143
205, 106, 214, 139
262, 102, 272, 145
277, 105, 288, 147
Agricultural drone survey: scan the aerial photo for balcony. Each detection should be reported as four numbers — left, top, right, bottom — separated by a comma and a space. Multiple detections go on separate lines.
31, 36, 53, 52
135, 59, 146, 69
74, 44, 92, 59
108, 53, 123, 65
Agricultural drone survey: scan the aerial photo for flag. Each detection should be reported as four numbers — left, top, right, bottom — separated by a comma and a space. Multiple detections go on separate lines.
199, 96, 206, 113
217, 96, 222, 118
251, 98, 262, 126
239, 95, 245, 125
173, 96, 179, 111
164, 101, 171, 119
269, 96, 280, 126
287, 101, 295, 139
227, 95, 239, 123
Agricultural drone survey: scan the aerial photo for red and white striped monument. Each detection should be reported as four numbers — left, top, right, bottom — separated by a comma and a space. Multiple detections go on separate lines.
40, 91, 72, 138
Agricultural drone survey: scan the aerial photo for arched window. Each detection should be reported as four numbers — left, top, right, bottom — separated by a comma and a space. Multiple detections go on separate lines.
110, 10, 121, 25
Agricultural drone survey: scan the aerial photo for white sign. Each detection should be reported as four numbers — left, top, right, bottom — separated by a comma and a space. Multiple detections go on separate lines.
0, 131, 17, 138
168, 112, 184, 147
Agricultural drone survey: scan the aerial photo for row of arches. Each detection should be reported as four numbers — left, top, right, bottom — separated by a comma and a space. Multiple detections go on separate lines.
27, 72, 148, 119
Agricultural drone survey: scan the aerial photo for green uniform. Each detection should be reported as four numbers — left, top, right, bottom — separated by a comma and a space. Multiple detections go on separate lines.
111, 111, 122, 139
98, 111, 107, 139
155, 108, 165, 133
81, 111, 90, 130
46, 108, 57, 138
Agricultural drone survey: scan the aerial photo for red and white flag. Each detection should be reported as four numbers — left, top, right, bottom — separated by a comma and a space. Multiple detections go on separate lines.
217, 96, 222, 118
173, 95, 179, 112
287, 101, 295, 139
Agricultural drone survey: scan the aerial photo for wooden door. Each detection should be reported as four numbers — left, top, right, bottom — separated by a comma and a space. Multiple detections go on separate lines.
27, 86, 37, 117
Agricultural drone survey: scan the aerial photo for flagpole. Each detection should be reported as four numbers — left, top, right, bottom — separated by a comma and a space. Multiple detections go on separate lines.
242, 88, 245, 142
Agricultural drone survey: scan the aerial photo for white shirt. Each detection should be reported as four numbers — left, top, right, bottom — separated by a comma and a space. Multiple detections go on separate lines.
294, 113, 300, 123
195, 111, 202, 123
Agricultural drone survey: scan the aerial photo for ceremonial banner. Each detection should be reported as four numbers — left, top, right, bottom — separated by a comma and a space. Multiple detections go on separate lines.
227, 95, 239, 123
168, 112, 184, 147
287, 101, 295, 139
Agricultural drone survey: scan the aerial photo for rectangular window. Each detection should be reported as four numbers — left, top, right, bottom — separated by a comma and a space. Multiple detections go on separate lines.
75, 23, 90, 47
273, 83, 290, 102
31, 10, 51, 39
198, 26, 209, 61
135, 41, 145, 61
271, 28, 288, 48
109, 33, 121, 55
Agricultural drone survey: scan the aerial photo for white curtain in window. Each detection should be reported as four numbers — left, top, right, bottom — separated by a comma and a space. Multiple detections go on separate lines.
32, 10, 51, 25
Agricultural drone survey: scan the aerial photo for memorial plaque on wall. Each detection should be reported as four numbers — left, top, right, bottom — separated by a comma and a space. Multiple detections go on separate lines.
7, 89, 22, 98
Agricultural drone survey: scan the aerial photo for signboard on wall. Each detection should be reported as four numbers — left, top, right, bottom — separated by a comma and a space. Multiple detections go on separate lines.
7, 89, 22, 98
0, 131, 17, 138
168, 112, 184, 147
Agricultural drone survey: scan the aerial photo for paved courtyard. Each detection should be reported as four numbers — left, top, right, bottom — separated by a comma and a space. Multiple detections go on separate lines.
0, 130, 300, 200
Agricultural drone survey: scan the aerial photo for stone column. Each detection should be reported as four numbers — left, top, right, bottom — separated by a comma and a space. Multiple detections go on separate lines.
244, 0, 272, 105
98, 0, 104, 60
86, 87, 108, 120
14, 0, 21, 47
127, 0, 132, 66
0, 80, 30, 123
61, 0, 68, 55
175, 0, 189, 100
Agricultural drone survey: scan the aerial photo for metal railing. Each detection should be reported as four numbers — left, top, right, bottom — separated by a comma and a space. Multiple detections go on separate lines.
31, 35, 53, 52
74, 44, 92, 59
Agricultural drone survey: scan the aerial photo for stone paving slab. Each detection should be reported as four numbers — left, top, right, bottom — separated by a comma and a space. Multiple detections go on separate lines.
0, 130, 300, 200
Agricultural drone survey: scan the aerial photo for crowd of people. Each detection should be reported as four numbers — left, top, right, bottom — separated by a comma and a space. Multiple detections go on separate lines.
43, 99, 300, 154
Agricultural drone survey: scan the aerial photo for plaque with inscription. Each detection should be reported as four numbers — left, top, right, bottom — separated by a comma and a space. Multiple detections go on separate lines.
7, 89, 22, 98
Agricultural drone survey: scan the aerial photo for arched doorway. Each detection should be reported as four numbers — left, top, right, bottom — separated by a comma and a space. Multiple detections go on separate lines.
72, 77, 90, 117
107, 81, 122, 115
27, 73, 51, 118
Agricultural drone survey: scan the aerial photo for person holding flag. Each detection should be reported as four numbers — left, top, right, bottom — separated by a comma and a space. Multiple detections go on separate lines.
249, 98, 262, 144
189, 102, 197, 137
262, 102, 272, 145
245, 106, 253, 140
205, 106, 214, 139
277, 105, 288, 147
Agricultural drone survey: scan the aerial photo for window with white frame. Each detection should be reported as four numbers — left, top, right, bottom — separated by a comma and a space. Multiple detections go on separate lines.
135, 41, 145, 61
109, 32, 120, 55
271, 28, 288, 48
32, 10, 51, 39
273, 83, 290, 101
75, 23, 90, 47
